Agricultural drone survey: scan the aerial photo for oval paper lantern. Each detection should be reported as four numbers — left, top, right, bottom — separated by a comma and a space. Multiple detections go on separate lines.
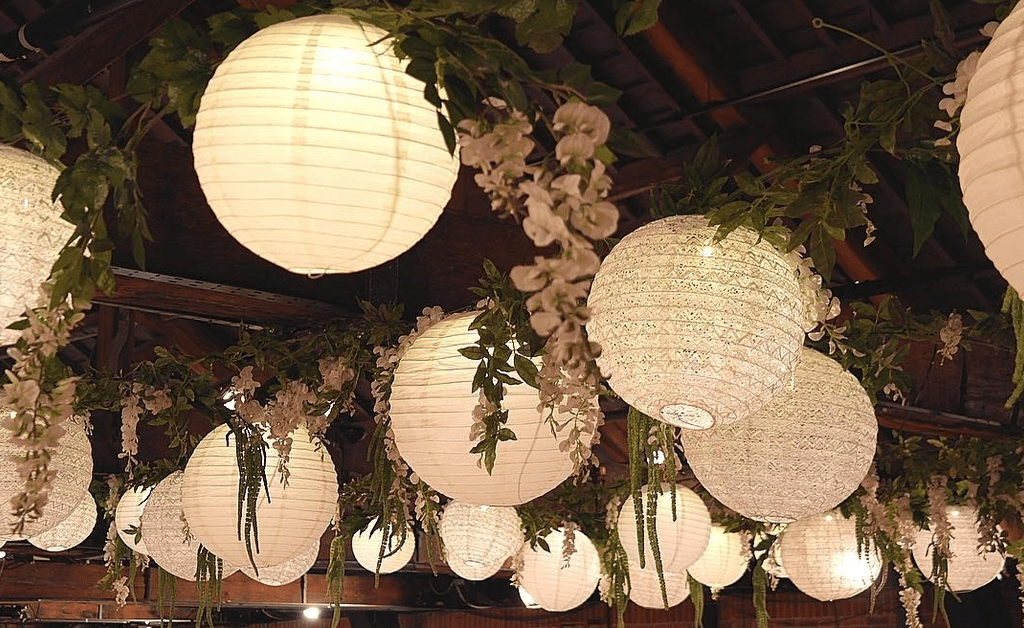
687, 525, 749, 590
439, 501, 523, 580
192, 14, 459, 275
627, 563, 690, 609
912, 505, 1004, 593
518, 528, 601, 612
958, 4, 1024, 296
28, 492, 97, 552
617, 485, 711, 574
777, 510, 882, 602
242, 539, 320, 586
115, 486, 152, 555
181, 424, 337, 570
682, 348, 877, 523
352, 518, 415, 574
587, 215, 805, 429
390, 312, 580, 506
0, 145, 73, 345
141, 471, 202, 580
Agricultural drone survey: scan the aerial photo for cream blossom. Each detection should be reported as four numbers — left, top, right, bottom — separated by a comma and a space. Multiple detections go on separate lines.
552, 101, 611, 145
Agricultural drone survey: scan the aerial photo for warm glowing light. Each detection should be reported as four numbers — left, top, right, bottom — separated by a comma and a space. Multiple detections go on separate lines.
302, 607, 321, 619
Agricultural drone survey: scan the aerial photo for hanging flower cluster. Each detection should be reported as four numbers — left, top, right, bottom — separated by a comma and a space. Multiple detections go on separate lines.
119, 384, 172, 478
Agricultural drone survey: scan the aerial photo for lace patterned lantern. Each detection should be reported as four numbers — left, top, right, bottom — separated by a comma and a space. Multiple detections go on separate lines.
518, 528, 601, 612
0, 145, 73, 345
958, 4, 1024, 296
912, 504, 1005, 593
242, 539, 320, 586
617, 485, 711, 574
351, 518, 415, 574
627, 563, 690, 609
777, 510, 882, 602
687, 525, 750, 591
439, 501, 523, 580
181, 424, 338, 570
682, 348, 877, 523
28, 493, 97, 552
141, 471, 202, 580
390, 312, 579, 506
587, 215, 805, 429
115, 486, 152, 555
192, 15, 459, 275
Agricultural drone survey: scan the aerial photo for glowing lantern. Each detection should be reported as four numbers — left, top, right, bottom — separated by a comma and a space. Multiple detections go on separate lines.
115, 486, 152, 555
627, 563, 690, 609
192, 15, 459, 275
242, 539, 320, 586
687, 525, 750, 591
912, 504, 1004, 593
141, 471, 202, 580
439, 501, 523, 580
617, 485, 711, 574
777, 510, 882, 601
518, 528, 601, 612
28, 493, 96, 552
351, 518, 415, 574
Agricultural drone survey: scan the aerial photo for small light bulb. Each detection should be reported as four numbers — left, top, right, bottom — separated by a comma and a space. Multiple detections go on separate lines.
650, 450, 666, 464
701, 246, 715, 257
302, 607, 321, 620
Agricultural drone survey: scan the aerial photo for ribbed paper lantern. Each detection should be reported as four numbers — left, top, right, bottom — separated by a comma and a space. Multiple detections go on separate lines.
627, 563, 690, 609
777, 510, 882, 602
439, 501, 523, 580
912, 505, 1005, 593
141, 471, 201, 580
682, 348, 877, 523
687, 525, 749, 590
351, 518, 415, 574
28, 492, 96, 552
192, 15, 459, 275
587, 215, 805, 429
0, 416, 93, 539
242, 539, 320, 586
518, 528, 601, 612
0, 145, 73, 345
181, 424, 337, 569
958, 5, 1024, 296
617, 485, 711, 574
115, 486, 152, 555
390, 312, 579, 506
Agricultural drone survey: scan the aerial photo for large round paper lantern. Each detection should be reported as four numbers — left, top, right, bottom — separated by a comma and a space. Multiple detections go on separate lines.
627, 563, 690, 609
28, 492, 96, 552
687, 525, 749, 591
351, 518, 415, 574
912, 505, 1004, 593
439, 501, 523, 580
390, 312, 580, 506
617, 485, 711, 574
242, 539, 320, 586
115, 486, 152, 555
192, 15, 459, 275
958, 5, 1024, 296
682, 348, 877, 523
181, 424, 337, 570
141, 471, 201, 580
777, 510, 882, 602
518, 528, 601, 612
0, 145, 73, 345
587, 215, 805, 429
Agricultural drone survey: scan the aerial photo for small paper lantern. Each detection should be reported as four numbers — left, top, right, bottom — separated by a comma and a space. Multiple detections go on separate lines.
912, 505, 1004, 593
28, 492, 97, 552
351, 518, 415, 574
958, 4, 1024, 296
242, 539, 320, 586
390, 312, 580, 506
115, 486, 152, 555
439, 501, 523, 580
682, 348, 877, 523
192, 15, 459, 275
627, 562, 690, 609
587, 215, 805, 429
0, 145, 73, 345
617, 485, 711, 574
687, 525, 749, 590
141, 471, 201, 580
180, 424, 338, 569
518, 528, 601, 612
777, 510, 881, 602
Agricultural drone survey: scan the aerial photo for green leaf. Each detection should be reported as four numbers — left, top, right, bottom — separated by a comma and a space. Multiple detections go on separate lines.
810, 226, 836, 282
606, 126, 658, 159
514, 354, 539, 388
905, 162, 942, 257
615, 0, 662, 36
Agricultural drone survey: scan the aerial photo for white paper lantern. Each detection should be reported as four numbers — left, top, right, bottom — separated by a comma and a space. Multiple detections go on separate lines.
192, 14, 459, 275
439, 501, 523, 580
627, 562, 690, 609
958, 5, 1024, 296
242, 539, 320, 586
181, 424, 337, 570
687, 525, 749, 590
28, 492, 96, 552
115, 486, 152, 555
587, 215, 805, 430
0, 145, 74, 345
682, 348, 877, 523
777, 510, 881, 602
141, 471, 201, 580
617, 485, 711, 574
518, 528, 601, 612
352, 518, 415, 574
912, 505, 1005, 593
390, 312, 580, 506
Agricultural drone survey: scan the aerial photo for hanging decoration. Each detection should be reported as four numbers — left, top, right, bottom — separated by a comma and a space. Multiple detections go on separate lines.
518, 527, 601, 612
242, 539, 320, 586
912, 504, 1005, 593
27, 492, 97, 552
617, 484, 711, 574
114, 486, 151, 555
140, 471, 206, 581
439, 501, 523, 581
687, 525, 751, 592
351, 517, 415, 575
627, 563, 690, 609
